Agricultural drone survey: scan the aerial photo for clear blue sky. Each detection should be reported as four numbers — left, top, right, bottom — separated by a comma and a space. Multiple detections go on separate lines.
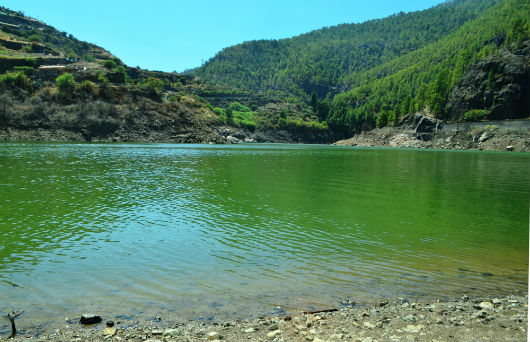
2, 0, 444, 72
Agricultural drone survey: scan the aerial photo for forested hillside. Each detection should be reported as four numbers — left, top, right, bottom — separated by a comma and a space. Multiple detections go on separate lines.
192, 0, 500, 98
192, 0, 529, 137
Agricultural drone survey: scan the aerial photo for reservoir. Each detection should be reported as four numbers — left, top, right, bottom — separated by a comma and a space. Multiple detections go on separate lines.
0, 143, 528, 332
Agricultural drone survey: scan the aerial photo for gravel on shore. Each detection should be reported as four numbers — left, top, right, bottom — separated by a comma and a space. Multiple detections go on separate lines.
4, 294, 527, 342
333, 127, 530, 152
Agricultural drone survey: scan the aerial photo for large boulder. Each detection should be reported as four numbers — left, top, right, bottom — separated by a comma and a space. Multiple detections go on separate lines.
399, 113, 443, 133
446, 41, 530, 120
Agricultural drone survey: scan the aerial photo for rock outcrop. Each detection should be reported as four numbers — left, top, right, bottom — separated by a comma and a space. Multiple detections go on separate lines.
446, 41, 530, 120
398, 112, 443, 141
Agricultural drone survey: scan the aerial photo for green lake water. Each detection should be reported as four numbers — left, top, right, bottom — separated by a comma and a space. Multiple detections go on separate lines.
0, 143, 528, 332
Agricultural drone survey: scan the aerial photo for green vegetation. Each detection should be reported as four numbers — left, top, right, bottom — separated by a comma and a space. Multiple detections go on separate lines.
27, 34, 42, 42
78, 80, 96, 93
464, 109, 487, 121
0, 0, 527, 142
103, 59, 118, 69
193, 0, 502, 98
0, 71, 31, 91
56, 72, 75, 93
214, 103, 256, 129
13, 66, 34, 74
192, 0, 529, 136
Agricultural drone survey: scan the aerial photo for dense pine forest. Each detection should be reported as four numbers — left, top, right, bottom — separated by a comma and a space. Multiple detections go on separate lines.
192, 0, 529, 136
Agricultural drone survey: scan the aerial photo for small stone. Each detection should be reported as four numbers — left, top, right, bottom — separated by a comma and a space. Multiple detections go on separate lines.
328, 333, 344, 341
492, 298, 502, 305
268, 323, 279, 331
163, 329, 181, 337
379, 301, 388, 307
474, 311, 488, 319
404, 324, 424, 333
312, 315, 322, 323
313, 338, 325, 342
506, 145, 514, 151
508, 299, 519, 304
80, 314, 102, 325
295, 324, 306, 331
363, 322, 376, 329
106, 321, 114, 327
361, 337, 373, 342
207, 331, 220, 341
266, 329, 281, 339
152, 330, 163, 335
243, 328, 255, 333
381, 317, 391, 324
362, 312, 370, 317
461, 294, 469, 302
479, 302, 494, 310
403, 314, 416, 322
102, 327, 117, 336
436, 319, 443, 324
375, 321, 383, 328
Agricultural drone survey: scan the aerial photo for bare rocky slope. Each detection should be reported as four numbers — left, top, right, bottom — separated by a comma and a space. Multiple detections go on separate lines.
446, 42, 530, 120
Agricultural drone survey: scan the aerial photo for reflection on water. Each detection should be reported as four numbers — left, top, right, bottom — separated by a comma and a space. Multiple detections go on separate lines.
0, 143, 528, 332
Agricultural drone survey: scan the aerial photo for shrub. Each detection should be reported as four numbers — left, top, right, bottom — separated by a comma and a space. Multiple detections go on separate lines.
83, 54, 95, 62
27, 34, 42, 43
103, 60, 117, 70
228, 102, 251, 112
24, 57, 37, 67
464, 109, 486, 121
13, 66, 34, 75
145, 77, 164, 92
56, 72, 75, 93
78, 80, 96, 94
0, 71, 31, 91
98, 73, 110, 84
168, 94, 180, 102
114, 65, 126, 74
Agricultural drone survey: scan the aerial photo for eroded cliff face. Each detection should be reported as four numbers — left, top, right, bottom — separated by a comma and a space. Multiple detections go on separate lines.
446, 41, 530, 120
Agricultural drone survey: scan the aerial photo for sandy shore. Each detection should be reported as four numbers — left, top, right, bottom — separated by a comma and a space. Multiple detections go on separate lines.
4, 294, 527, 342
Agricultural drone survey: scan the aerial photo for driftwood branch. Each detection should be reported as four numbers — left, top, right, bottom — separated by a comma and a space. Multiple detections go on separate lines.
7, 310, 24, 339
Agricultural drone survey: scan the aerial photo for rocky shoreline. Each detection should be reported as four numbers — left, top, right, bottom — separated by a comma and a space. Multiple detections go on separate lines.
4, 294, 527, 342
333, 119, 530, 152
2, 119, 528, 152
